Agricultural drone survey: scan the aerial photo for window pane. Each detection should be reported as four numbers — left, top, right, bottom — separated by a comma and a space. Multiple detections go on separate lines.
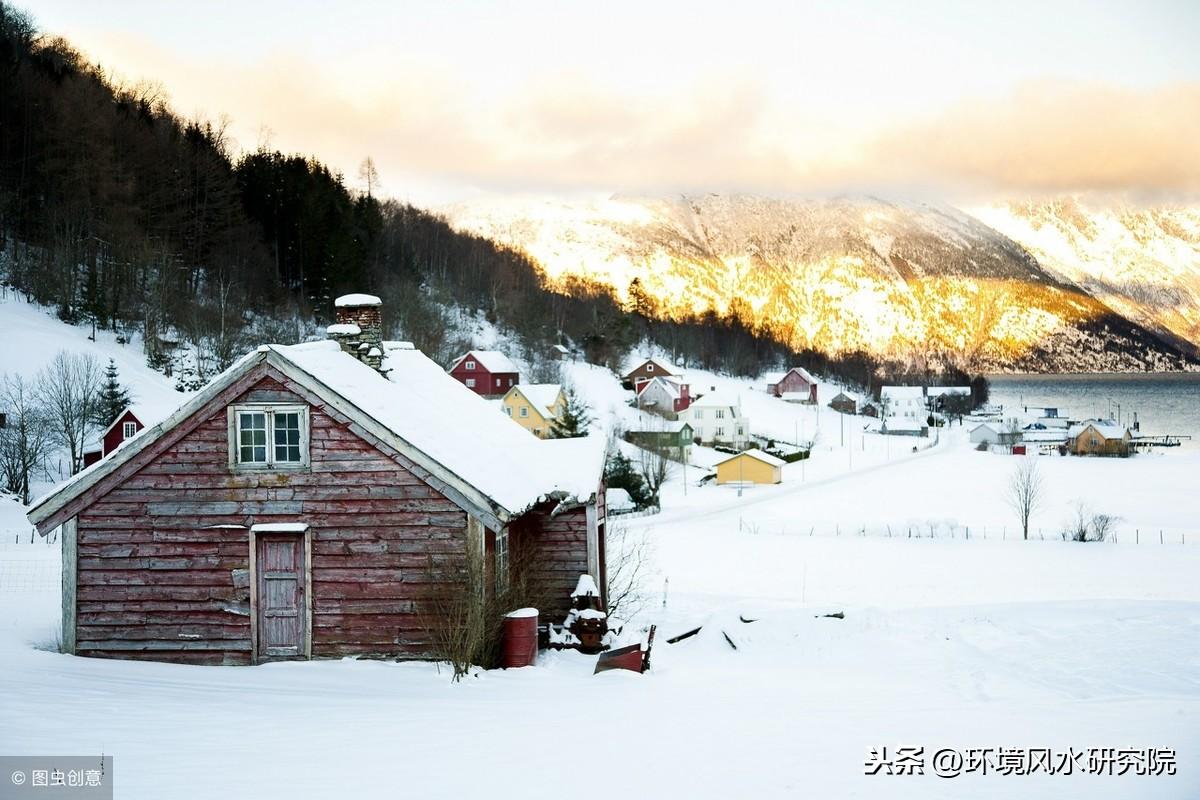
238, 413, 267, 463
274, 412, 302, 462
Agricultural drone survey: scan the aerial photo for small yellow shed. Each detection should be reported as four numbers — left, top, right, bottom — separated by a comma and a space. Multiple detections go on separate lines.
714, 449, 785, 485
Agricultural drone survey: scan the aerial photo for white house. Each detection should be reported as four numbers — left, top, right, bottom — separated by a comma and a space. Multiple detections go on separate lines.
880, 386, 926, 420
635, 375, 692, 417
679, 392, 749, 448
969, 422, 1001, 445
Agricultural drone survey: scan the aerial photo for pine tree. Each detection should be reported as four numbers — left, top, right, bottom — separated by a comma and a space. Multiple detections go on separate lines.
95, 359, 132, 427
603, 451, 649, 507
549, 386, 592, 439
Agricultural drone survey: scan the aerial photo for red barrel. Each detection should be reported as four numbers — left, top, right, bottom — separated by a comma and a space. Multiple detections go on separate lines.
502, 608, 539, 668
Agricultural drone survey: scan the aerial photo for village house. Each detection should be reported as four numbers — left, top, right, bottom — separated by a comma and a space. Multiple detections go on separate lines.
1067, 420, 1133, 456
27, 295, 607, 666
880, 386, 926, 420
549, 344, 570, 361
679, 392, 749, 448
714, 449, 784, 485
828, 390, 862, 415
860, 401, 880, 418
626, 422, 694, 462
880, 418, 928, 437
622, 357, 675, 391
926, 386, 973, 414
82, 407, 147, 468
764, 367, 818, 404
500, 384, 566, 438
448, 349, 520, 396
635, 375, 692, 417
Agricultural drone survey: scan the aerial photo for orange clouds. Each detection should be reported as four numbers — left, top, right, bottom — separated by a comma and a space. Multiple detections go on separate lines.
70, 30, 1200, 201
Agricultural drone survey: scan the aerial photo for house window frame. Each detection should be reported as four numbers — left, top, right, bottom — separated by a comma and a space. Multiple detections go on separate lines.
465, 360, 476, 370
520, 406, 529, 418
465, 378, 476, 388
227, 404, 310, 471
121, 421, 138, 440
495, 529, 510, 594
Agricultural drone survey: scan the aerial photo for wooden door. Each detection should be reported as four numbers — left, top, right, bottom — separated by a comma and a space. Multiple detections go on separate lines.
256, 534, 307, 660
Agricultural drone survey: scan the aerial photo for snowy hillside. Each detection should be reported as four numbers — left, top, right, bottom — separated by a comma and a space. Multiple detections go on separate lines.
443, 194, 1199, 372
970, 198, 1200, 354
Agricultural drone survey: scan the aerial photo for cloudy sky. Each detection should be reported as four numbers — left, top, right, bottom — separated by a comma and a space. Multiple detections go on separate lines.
29, 0, 1200, 204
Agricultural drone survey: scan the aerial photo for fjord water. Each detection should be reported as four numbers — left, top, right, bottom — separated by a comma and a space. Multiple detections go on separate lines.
989, 373, 1200, 450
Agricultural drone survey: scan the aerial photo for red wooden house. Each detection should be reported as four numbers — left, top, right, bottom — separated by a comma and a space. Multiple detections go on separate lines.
28, 296, 606, 666
765, 367, 819, 404
622, 357, 675, 392
82, 408, 146, 468
448, 350, 520, 396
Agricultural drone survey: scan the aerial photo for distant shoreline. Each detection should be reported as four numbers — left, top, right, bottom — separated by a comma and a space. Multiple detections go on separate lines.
987, 372, 1200, 382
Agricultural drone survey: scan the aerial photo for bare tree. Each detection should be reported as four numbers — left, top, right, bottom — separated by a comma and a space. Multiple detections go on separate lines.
37, 351, 102, 475
0, 374, 54, 503
637, 441, 672, 505
358, 157, 381, 200
1006, 458, 1043, 540
604, 522, 653, 622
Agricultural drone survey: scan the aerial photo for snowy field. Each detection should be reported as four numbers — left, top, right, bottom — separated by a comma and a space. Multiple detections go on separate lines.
1, 297, 1198, 798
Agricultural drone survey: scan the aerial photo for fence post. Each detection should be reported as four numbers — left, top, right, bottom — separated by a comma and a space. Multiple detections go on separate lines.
1160, 530, 1164, 545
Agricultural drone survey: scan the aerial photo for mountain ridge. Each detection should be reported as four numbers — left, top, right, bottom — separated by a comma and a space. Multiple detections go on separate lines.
443, 193, 1200, 373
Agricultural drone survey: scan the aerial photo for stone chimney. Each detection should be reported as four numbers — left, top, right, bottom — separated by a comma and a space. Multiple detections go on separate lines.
329, 293, 386, 373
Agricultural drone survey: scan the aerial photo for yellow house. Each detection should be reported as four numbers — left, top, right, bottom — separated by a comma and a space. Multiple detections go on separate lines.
501, 384, 566, 438
714, 449, 785, 485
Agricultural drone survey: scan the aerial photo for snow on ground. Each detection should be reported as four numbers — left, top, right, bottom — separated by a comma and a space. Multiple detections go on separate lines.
2, 309, 1199, 798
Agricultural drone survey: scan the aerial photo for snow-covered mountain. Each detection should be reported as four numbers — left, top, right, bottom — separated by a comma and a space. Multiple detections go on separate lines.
970, 198, 1200, 356
443, 194, 1200, 372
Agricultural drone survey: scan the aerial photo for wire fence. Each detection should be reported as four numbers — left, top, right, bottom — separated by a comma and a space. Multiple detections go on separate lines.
734, 518, 1196, 545
0, 531, 61, 592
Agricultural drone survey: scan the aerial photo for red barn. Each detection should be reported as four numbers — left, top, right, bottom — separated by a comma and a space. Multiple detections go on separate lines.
82, 408, 146, 468
449, 350, 520, 396
28, 297, 606, 666
765, 367, 819, 404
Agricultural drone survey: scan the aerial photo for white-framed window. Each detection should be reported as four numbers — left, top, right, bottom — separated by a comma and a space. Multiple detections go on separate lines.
508, 378, 514, 386
715, 426, 725, 437
519, 407, 529, 418
694, 409, 703, 419
715, 409, 725, 419
736, 427, 744, 436
496, 529, 510, 593
647, 363, 655, 372
495, 377, 501, 387
465, 360, 476, 370
466, 378, 476, 388
503, 406, 512, 417
122, 421, 138, 440
228, 405, 309, 470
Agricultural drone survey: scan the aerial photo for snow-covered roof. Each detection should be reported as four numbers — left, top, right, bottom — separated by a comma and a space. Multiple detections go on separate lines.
1022, 430, 1068, 443
334, 293, 382, 307
326, 323, 361, 336
29, 342, 602, 531
970, 422, 999, 434
511, 383, 564, 419
451, 350, 520, 374
606, 487, 634, 511
689, 392, 739, 409
637, 376, 683, 399
831, 390, 861, 402
1068, 420, 1130, 439
881, 386, 925, 400
715, 449, 786, 468
551, 344, 569, 353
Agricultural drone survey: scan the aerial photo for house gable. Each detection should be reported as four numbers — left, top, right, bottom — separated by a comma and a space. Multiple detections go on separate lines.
30, 350, 510, 535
